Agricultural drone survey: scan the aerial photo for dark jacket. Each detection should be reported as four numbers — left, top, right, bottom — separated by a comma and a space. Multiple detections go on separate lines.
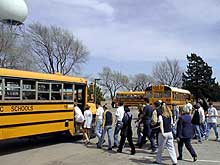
142, 104, 153, 124
191, 109, 200, 125
121, 111, 132, 137
177, 114, 194, 139
102, 110, 113, 127
162, 116, 172, 133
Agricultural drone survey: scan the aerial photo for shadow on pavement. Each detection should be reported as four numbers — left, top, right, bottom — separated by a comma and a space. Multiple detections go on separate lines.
0, 133, 83, 156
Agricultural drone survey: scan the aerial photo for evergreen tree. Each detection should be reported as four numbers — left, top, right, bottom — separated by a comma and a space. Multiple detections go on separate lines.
182, 53, 216, 101
87, 83, 105, 104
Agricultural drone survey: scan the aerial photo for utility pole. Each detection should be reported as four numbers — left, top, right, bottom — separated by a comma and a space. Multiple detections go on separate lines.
94, 78, 101, 104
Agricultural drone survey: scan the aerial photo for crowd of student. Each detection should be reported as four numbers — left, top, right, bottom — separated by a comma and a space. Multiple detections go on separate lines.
74, 98, 219, 165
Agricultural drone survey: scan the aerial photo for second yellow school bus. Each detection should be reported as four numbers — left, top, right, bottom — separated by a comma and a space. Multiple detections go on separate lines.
0, 68, 96, 140
145, 85, 191, 108
112, 91, 146, 107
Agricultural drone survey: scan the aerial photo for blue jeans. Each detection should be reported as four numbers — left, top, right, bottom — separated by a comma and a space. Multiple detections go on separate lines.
139, 121, 151, 147
113, 121, 123, 146
193, 124, 202, 142
98, 126, 113, 148
95, 119, 103, 140
206, 123, 218, 139
200, 120, 207, 138
150, 128, 160, 151
178, 138, 197, 159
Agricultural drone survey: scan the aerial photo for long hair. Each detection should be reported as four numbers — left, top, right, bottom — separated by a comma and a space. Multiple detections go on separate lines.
162, 104, 172, 118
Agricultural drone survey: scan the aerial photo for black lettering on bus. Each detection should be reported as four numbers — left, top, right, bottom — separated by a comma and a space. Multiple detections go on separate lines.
11, 105, 34, 112
0, 106, 4, 112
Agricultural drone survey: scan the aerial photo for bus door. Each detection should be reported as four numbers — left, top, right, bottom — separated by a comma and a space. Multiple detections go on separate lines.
74, 84, 86, 112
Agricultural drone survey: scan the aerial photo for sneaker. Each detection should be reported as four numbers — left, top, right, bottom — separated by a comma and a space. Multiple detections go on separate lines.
152, 161, 160, 164
135, 143, 140, 146
117, 149, 122, 153
215, 138, 219, 141
131, 150, 136, 155
112, 145, 118, 148
177, 157, 182, 160
151, 149, 158, 154
193, 156, 197, 162
108, 147, 112, 150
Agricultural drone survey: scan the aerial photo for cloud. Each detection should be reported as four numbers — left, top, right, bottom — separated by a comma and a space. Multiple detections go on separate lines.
27, 0, 220, 78
167, 0, 220, 25
52, 0, 114, 17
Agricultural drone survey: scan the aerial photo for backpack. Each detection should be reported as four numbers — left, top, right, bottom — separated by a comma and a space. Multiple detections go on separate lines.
151, 108, 162, 129
122, 112, 131, 127
191, 110, 200, 125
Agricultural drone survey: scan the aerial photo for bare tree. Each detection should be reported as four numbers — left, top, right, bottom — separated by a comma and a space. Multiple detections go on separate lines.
28, 22, 89, 75
98, 67, 128, 101
153, 57, 182, 87
0, 24, 18, 67
125, 73, 154, 91
0, 23, 34, 70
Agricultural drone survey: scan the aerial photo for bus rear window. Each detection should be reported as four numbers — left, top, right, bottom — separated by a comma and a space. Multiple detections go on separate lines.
164, 91, 171, 97
153, 92, 163, 98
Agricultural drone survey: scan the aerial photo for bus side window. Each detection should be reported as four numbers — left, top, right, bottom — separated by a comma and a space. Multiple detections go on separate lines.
4, 78, 20, 100
63, 83, 73, 100
22, 80, 36, 100
38, 83, 49, 100
51, 84, 62, 100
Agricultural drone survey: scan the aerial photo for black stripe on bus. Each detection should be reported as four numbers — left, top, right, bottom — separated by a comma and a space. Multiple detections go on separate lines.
0, 102, 74, 105
0, 118, 73, 129
0, 110, 73, 116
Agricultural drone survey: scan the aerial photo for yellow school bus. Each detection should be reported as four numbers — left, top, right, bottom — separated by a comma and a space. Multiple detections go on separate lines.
112, 91, 146, 107
145, 85, 191, 108
0, 68, 95, 140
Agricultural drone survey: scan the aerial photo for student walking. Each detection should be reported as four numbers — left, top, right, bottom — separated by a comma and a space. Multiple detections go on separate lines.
113, 102, 125, 148
183, 99, 193, 115
191, 104, 202, 143
74, 104, 85, 132
171, 103, 179, 139
95, 103, 104, 143
154, 103, 177, 165
138, 98, 152, 148
97, 105, 113, 150
117, 106, 135, 155
149, 100, 162, 153
176, 106, 197, 162
206, 101, 219, 141
135, 104, 144, 146
83, 104, 93, 144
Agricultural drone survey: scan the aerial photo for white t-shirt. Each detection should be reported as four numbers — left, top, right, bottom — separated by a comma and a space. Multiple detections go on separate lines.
207, 107, 218, 123
96, 106, 104, 120
198, 107, 205, 123
115, 106, 125, 122
183, 103, 193, 113
84, 109, 93, 128
74, 106, 84, 123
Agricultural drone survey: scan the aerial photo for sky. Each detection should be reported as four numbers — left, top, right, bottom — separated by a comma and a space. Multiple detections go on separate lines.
26, 0, 220, 80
